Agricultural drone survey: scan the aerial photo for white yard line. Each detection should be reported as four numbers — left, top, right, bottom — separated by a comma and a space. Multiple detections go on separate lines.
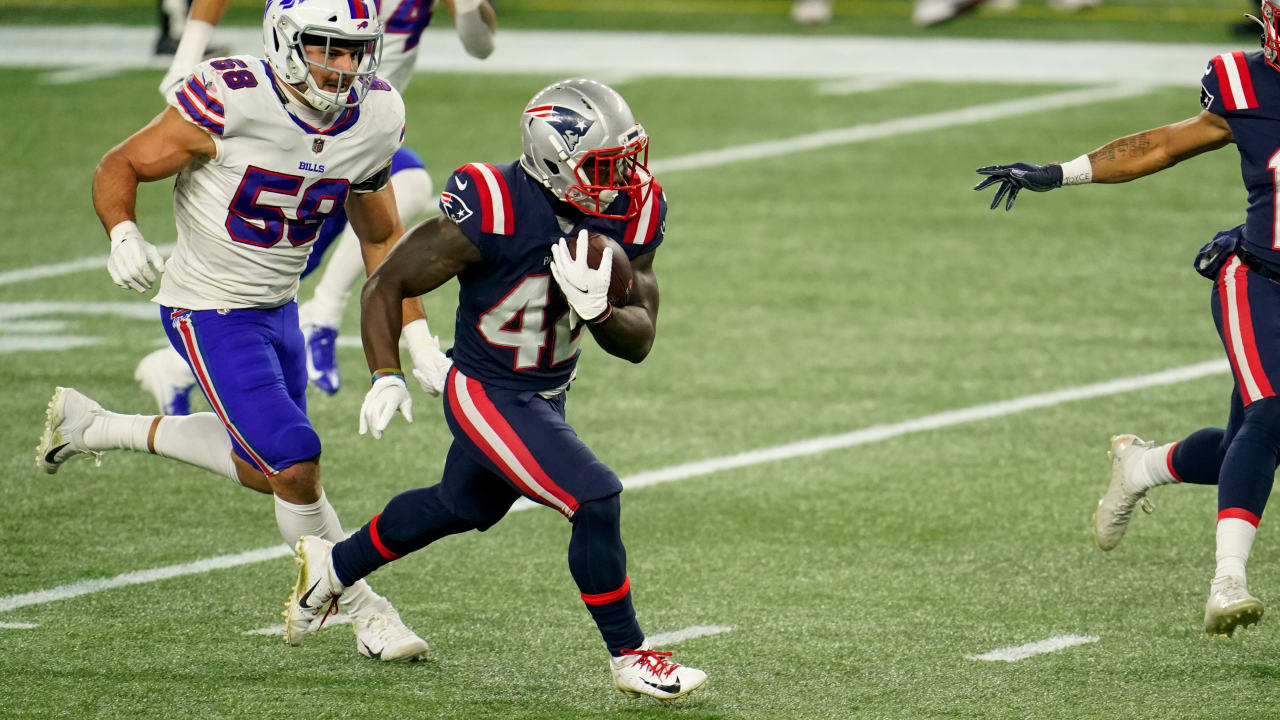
816, 77, 907, 95
0, 622, 40, 630
0, 84, 1148, 289
0, 358, 1228, 616
970, 634, 1100, 662
653, 82, 1150, 174
647, 625, 734, 646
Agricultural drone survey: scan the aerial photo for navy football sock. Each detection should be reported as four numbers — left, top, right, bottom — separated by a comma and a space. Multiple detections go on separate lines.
569, 495, 643, 655
332, 485, 474, 587
1218, 397, 1280, 519
1170, 427, 1228, 485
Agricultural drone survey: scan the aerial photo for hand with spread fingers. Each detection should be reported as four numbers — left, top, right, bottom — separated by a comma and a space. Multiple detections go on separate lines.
974, 162, 1064, 211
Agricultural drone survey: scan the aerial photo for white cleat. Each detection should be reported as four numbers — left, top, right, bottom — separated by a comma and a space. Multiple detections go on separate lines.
35, 387, 105, 474
134, 347, 196, 415
1205, 575, 1264, 637
283, 535, 344, 647
610, 640, 707, 704
1092, 434, 1156, 551
351, 597, 429, 662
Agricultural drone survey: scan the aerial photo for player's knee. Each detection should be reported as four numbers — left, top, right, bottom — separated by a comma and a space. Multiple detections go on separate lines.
572, 493, 621, 530
272, 422, 322, 466
1242, 396, 1280, 447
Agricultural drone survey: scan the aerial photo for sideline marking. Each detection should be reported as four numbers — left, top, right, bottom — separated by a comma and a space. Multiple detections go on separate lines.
0, 358, 1228, 615
970, 634, 1100, 662
0, 622, 40, 630
0, 85, 1147, 289
816, 77, 906, 95
648, 625, 734, 646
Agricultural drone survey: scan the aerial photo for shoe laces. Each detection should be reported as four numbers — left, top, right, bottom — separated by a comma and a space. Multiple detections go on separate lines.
311, 596, 340, 629
620, 648, 679, 679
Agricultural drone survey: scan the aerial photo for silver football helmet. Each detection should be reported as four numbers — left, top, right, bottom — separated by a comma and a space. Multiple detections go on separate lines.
262, 0, 383, 112
1246, 1, 1280, 71
519, 79, 652, 220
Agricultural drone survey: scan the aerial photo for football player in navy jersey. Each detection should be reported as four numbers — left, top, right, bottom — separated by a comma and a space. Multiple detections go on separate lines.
974, 3, 1280, 638
282, 78, 708, 703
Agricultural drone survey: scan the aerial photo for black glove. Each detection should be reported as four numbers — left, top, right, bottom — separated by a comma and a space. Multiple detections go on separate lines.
973, 163, 1064, 211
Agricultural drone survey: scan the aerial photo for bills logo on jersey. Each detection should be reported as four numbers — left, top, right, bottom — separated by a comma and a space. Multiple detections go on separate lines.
440, 191, 473, 224
524, 105, 594, 153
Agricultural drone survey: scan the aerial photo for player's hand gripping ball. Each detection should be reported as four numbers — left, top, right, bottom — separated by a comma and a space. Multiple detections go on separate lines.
567, 232, 634, 307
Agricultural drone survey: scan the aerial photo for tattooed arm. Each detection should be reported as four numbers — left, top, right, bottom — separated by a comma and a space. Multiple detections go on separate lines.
1088, 111, 1233, 183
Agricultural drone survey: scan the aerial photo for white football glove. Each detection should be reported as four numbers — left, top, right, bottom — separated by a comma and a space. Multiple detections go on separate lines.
107, 221, 166, 293
358, 374, 413, 440
403, 319, 452, 397
549, 229, 612, 330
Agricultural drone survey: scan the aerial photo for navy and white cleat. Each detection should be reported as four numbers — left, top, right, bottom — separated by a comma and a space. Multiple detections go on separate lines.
303, 324, 341, 395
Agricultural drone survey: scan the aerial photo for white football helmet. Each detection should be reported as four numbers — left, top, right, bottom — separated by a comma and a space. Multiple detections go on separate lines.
263, 0, 383, 112
519, 78, 652, 220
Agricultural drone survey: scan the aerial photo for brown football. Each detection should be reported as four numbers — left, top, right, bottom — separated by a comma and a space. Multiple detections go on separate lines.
567, 232, 634, 307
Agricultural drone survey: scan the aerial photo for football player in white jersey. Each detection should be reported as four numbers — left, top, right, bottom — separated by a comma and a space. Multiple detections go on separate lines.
139, 0, 494, 410
38, 0, 429, 662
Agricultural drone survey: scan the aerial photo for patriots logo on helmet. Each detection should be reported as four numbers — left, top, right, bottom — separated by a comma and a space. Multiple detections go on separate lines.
524, 105, 594, 153
440, 191, 473, 224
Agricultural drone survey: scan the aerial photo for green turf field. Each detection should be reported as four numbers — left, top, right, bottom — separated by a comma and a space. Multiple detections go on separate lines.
3, 32, 1280, 720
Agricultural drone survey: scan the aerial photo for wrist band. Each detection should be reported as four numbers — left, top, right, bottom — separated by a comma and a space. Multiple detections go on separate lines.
1060, 154, 1092, 186
371, 368, 403, 384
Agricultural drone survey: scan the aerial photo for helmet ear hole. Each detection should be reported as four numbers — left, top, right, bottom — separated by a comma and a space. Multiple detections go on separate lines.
542, 159, 560, 175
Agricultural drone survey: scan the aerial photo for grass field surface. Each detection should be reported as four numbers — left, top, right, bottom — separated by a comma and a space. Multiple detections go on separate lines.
1, 14, 1277, 720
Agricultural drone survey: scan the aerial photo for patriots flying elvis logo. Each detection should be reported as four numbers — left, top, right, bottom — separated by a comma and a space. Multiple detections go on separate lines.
440, 191, 473, 224
524, 105, 594, 153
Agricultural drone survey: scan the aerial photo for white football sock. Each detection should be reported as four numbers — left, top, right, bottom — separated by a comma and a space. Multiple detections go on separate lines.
1215, 517, 1257, 581
82, 411, 153, 453
82, 411, 237, 482
1132, 442, 1179, 491
274, 491, 381, 613
151, 413, 237, 481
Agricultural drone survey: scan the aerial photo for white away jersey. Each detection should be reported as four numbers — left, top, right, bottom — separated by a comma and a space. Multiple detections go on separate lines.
157, 55, 405, 310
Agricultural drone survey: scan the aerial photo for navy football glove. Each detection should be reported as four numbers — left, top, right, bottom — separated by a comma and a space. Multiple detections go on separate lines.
973, 163, 1064, 211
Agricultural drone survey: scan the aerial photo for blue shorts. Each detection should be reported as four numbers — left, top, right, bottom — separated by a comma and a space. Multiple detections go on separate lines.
162, 303, 319, 476
1213, 255, 1280, 407
302, 146, 428, 278
438, 366, 622, 528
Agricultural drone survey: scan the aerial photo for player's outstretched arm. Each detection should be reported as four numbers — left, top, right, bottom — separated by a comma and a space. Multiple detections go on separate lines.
92, 107, 215, 291
974, 110, 1233, 211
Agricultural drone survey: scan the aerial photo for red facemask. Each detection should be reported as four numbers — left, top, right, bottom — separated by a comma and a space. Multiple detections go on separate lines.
566, 133, 651, 221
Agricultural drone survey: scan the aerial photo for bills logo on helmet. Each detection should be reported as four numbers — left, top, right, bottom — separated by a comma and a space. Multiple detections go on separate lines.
357, 20, 369, 28
524, 105, 594, 153
440, 191, 473, 224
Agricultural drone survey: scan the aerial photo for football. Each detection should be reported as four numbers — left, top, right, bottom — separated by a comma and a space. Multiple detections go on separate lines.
567, 232, 634, 307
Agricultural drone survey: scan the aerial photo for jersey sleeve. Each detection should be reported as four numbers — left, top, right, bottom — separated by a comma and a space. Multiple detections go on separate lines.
168, 61, 227, 139
1201, 52, 1259, 116
617, 180, 667, 259
352, 84, 405, 193
438, 163, 515, 259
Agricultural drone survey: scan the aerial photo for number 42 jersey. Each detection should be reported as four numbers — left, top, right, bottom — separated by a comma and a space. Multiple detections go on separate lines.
438, 161, 667, 393
1201, 50, 1280, 268
156, 55, 405, 311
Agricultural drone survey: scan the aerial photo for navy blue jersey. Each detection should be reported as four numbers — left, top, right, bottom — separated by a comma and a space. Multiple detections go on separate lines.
438, 161, 667, 391
1201, 51, 1280, 266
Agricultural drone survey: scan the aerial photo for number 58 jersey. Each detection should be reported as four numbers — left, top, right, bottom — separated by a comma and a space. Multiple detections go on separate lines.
155, 55, 404, 311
